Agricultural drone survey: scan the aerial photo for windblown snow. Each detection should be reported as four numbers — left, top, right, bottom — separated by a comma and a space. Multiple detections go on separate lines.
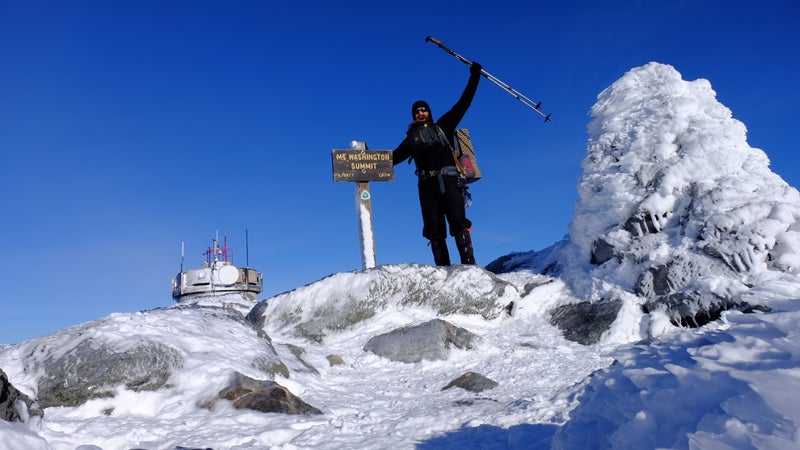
2, 63, 800, 450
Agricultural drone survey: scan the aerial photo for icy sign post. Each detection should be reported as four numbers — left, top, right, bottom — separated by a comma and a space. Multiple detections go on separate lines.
331, 142, 394, 270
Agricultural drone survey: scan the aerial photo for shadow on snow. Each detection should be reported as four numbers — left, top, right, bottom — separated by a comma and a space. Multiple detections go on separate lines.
417, 423, 558, 449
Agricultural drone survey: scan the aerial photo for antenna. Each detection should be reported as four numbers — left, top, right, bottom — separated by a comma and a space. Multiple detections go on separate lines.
246, 229, 250, 268
214, 229, 219, 262
180, 241, 185, 271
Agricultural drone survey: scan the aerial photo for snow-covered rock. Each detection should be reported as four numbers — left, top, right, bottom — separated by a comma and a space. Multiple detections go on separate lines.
2, 305, 287, 409
247, 264, 516, 343
491, 62, 800, 342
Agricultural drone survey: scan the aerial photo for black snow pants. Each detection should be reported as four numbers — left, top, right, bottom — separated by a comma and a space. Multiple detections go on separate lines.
417, 173, 475, 265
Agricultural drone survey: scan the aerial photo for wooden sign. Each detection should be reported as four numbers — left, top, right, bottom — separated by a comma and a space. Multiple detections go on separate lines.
332, 149, 394, 182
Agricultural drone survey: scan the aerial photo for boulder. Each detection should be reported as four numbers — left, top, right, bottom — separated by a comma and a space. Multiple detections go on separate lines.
635, 255, 771, 327
249, 264, 516, 344
363, 319, 480, 363
1, 368, 41, 422
550, 300, 623, 345
218, 372, 321, 415
22, 306, 288, 409
442, 371, 498, 393
37, 338, 183, 408
327, 355, 345, 366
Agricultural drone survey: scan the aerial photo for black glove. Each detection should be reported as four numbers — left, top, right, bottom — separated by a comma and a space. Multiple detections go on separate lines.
470, 61, 482, 76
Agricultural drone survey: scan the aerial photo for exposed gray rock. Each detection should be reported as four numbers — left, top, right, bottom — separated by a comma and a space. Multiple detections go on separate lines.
296, 318, 340, 344
327, 355, 344, 366
218, 372, 321, 415
550, 300, 623, 345
280, 344, 318, 375
1, 368, 41, 421
245, 300, 273, 342
623, 209, 668, 236
485, 252, 529, 274
635, 254, 771, 327
442, 371, 498, 393
37, 338, 183, 408
642, 292, 770, 328
635, 254, 725, 300
252, 354, 289, 379
486, 241, 568, 276
363, 319, 480, 363
590, 239, 617, 265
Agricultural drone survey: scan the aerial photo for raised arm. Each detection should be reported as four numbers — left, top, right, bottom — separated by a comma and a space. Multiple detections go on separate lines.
436, 62, 482, 135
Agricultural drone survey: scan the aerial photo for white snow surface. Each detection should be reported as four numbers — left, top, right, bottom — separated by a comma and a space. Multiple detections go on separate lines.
2, 62, 800, 449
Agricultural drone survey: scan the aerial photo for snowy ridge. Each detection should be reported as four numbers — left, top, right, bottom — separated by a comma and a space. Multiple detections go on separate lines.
2, 63, 800, 449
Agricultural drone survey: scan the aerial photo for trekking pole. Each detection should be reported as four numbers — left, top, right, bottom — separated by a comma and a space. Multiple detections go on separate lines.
425, 36, 551, 123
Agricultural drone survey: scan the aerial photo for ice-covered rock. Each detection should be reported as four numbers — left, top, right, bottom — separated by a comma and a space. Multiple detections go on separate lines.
4, 305, 287, 408
491, 63, 800, 341
248, 264, 517, 343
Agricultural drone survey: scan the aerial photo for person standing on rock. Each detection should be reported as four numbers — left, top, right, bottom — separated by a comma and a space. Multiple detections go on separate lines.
392, 61, 482, 266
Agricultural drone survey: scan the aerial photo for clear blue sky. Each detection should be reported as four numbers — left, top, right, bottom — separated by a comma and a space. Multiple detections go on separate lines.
1, 0, 798, 344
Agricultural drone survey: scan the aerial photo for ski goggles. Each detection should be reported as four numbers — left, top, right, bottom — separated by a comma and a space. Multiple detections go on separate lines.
414, 107, 428, 114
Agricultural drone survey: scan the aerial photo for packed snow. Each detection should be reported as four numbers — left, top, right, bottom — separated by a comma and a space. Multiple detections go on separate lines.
2, 62, 800, 449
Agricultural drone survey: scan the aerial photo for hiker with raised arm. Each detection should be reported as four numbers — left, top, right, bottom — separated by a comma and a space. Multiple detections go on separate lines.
392, 61, 482, 266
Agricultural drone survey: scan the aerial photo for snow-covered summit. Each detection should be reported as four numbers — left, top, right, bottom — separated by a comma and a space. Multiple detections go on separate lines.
2, 63, 800, 449
1, 264, 613, 449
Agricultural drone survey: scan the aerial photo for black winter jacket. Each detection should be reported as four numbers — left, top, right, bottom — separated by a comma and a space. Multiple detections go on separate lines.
393, 70, 480, 172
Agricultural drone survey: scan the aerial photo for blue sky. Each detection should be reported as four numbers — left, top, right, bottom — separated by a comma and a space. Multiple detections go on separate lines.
1, 0, 798, 344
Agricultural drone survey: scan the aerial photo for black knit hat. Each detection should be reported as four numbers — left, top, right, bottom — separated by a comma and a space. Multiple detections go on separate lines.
411, 100, 432, 120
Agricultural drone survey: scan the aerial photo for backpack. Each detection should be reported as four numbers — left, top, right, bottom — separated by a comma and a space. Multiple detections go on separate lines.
451, 128, 482, 184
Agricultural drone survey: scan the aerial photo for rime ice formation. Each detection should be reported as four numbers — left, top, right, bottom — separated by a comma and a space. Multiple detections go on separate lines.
491, 62, 800, 337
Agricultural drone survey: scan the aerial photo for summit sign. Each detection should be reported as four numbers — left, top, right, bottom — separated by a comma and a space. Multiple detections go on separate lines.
331, 149, 394, 182
331, 143, 394, 270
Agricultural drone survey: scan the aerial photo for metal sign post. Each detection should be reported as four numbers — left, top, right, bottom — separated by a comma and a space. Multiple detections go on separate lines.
331, 141, 394, 269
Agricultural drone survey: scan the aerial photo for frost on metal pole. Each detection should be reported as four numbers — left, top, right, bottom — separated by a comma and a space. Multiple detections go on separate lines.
425, 36, 552, 123
331, 141, 394, 269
